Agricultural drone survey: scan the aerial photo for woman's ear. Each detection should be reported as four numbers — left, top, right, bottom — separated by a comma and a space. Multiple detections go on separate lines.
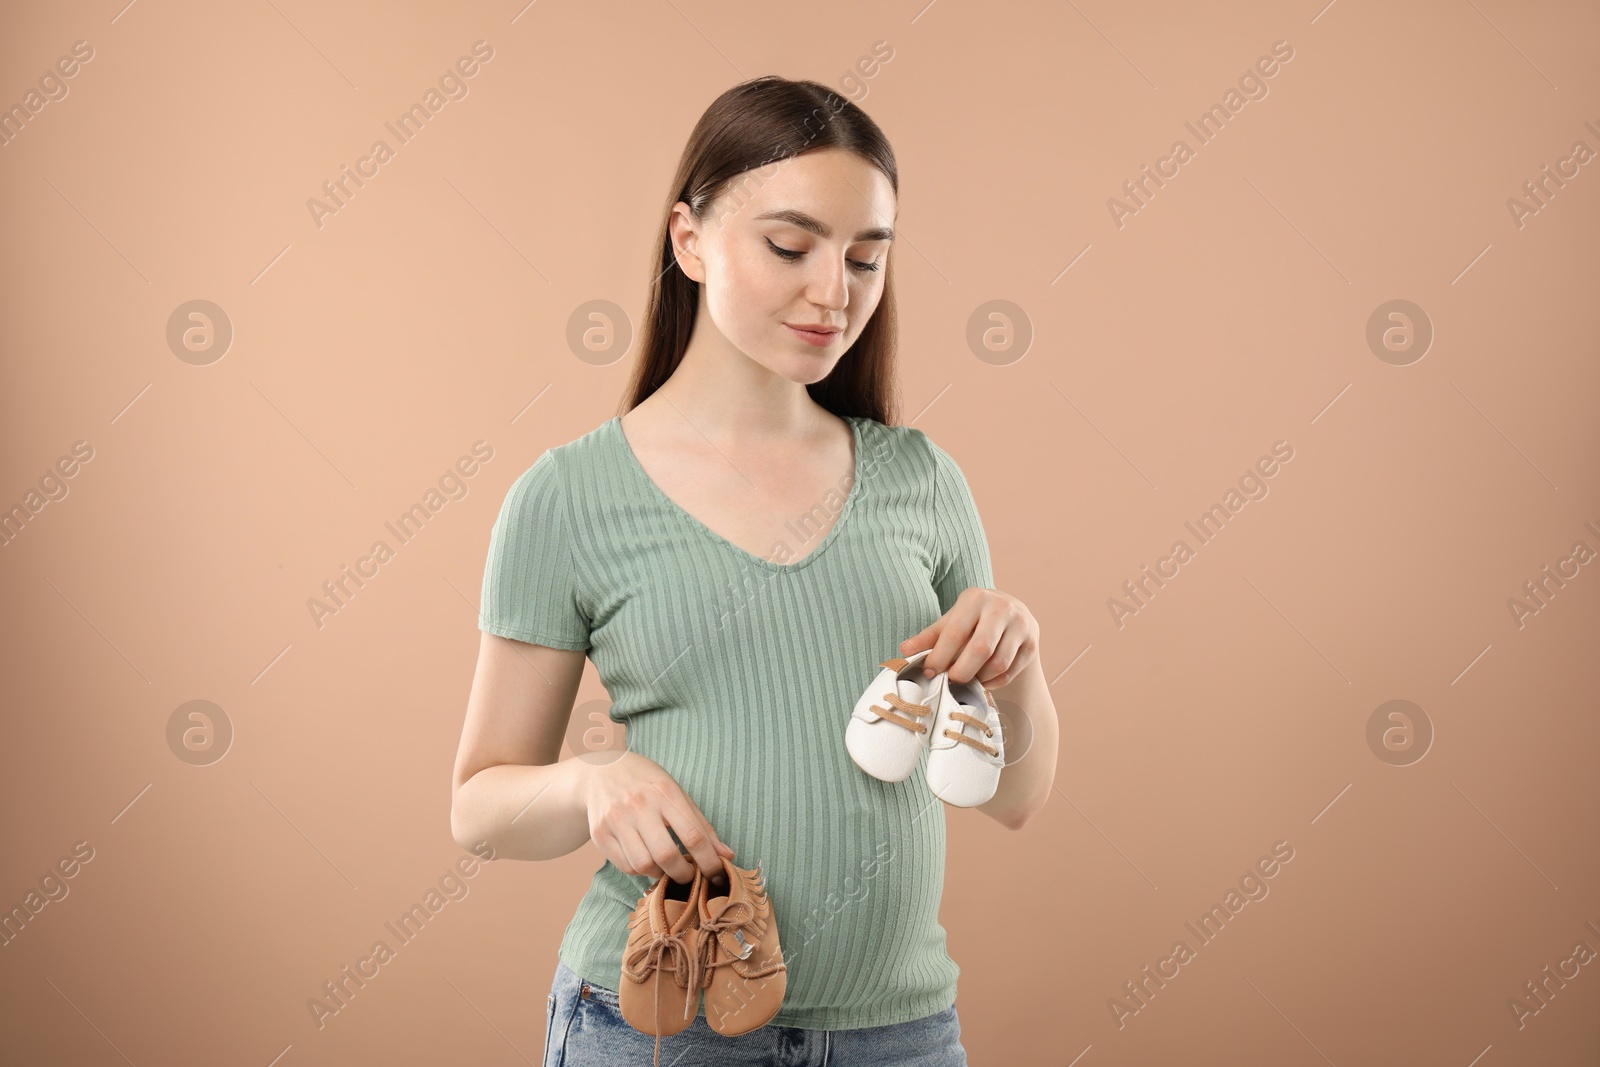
668, 202, 707, 283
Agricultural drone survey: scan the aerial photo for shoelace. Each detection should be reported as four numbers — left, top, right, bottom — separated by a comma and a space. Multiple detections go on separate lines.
621, 911, 703, 1067
693, 890, 787, 1035
870, 689, 933, 734
696, 897, 785, 980
878, 671, 999, 757
942, 708, 999, 757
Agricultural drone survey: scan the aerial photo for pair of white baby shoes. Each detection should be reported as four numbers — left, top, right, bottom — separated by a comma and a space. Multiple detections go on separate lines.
845, 648, 1005, 807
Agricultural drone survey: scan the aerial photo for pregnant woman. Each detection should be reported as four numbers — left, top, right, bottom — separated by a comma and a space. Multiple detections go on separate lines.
451, 75, 1059, 1067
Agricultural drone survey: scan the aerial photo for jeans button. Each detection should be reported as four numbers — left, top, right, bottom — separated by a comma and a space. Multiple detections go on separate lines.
580, 983, 591, 999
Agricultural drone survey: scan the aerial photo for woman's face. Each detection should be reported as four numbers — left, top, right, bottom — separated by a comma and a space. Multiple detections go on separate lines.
670, 147, 896, 385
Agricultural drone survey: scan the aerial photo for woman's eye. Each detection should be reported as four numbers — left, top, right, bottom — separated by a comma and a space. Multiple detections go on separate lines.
765, 237, 880, 273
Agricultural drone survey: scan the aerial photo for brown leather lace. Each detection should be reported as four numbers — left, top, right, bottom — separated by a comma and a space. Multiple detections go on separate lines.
621, 909, 703, 1067
693, 884, 786, 1040
695, 896, 786, 984
871, 690, 932, 734
942, 709, 998, 757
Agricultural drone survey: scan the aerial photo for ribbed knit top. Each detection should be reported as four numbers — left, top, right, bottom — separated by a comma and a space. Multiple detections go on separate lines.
477, 413, 993, 1030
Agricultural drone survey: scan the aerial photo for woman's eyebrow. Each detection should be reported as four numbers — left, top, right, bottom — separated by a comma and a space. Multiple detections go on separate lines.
753, 208, 894, 243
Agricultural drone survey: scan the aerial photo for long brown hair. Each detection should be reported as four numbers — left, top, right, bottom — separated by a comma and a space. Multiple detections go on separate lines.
618, 76, 900, 426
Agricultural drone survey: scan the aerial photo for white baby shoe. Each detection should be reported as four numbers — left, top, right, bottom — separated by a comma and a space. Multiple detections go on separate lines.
846, 649, 941, 782
925, 673, 1005, 807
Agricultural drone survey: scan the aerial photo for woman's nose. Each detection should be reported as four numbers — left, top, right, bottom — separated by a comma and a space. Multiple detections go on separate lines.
806, 260, 850, 310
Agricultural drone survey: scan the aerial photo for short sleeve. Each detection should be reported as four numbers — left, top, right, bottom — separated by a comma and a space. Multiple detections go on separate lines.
478, 450, 592, 651
927, 437, 994, 615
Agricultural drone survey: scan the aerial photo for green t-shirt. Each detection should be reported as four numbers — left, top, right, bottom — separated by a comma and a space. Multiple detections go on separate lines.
478, 414, 993, 1029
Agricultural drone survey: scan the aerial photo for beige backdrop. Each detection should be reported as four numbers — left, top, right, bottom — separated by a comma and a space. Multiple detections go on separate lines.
2, 1, 1598, 1064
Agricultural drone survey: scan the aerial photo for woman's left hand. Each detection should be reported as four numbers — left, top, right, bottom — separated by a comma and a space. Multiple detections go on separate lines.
898, 588, 1039, 689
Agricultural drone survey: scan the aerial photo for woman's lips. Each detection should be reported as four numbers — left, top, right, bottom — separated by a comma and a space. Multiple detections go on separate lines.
784, 324, 840, 347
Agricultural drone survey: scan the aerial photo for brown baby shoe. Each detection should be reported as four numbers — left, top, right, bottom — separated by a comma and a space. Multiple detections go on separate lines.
694, 857, 787, 1036
620, 869, 707, 1065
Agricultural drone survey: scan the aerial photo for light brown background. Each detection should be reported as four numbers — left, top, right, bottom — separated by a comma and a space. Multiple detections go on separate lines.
3, 1, 1598, 1064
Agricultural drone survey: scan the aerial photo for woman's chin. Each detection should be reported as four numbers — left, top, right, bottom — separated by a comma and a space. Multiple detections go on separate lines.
772, 352, 843, 385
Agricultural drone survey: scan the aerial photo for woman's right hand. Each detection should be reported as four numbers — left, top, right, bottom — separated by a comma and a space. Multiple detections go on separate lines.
580, 751, 735, 886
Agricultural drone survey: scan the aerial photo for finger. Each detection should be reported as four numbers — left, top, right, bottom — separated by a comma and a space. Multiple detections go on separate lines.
636, 816, 698, 885
674, 787, 733, 856
613, 826, 665, 880
923, 601, 979, 679
947, 609, 1009, 686
668, 785, 736, 870
899, 619, 941, 656
657, 788, 730, 883
967, 626, 1023, 687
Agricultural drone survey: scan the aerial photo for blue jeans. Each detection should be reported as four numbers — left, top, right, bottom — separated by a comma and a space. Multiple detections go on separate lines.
543, 959, 968, 1066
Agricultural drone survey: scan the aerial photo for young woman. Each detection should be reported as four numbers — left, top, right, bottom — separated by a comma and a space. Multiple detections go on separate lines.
452, 75, 1059, 1066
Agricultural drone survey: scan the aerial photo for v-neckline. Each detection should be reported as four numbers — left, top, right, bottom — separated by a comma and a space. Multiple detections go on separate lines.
609, 414, 863, 574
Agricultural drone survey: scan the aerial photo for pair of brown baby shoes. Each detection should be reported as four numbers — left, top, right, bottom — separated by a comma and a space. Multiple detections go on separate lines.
619, 855, 787, 1065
